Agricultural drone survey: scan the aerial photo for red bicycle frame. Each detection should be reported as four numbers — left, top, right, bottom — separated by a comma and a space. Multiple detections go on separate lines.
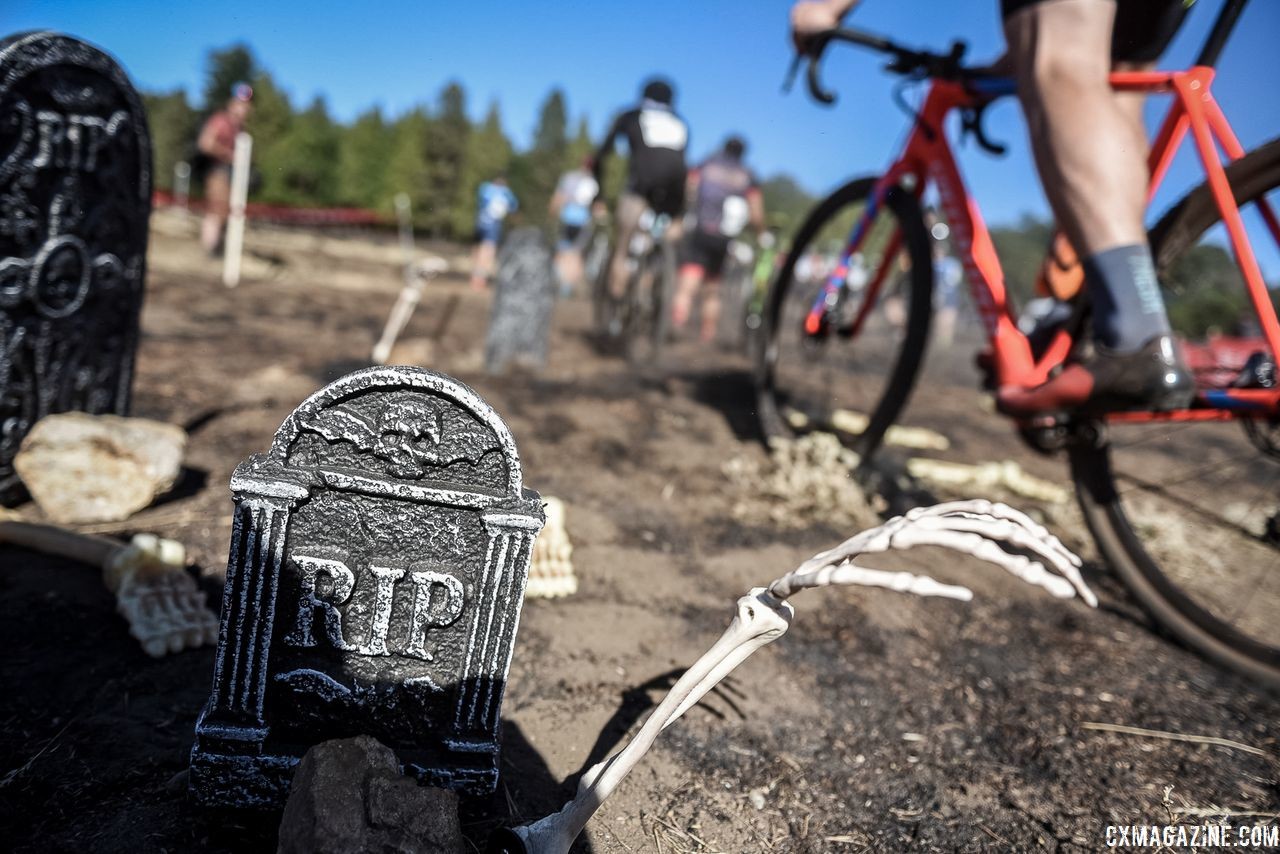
827, 67, 1280, 423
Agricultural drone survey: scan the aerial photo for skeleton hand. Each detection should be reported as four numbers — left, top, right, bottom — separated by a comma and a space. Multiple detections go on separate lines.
497, 500, 1094, 854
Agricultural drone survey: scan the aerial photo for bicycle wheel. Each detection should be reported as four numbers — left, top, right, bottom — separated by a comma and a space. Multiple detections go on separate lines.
722, 258, 755, 352
756, 176, 934, 461
1070, 138, 1280, 688
624, 242, 671, 365
591, 255, 613, 337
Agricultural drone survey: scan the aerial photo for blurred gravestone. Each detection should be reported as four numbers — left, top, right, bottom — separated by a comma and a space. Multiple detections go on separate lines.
0, 32, 152, 505
190, 366, 544, 808
484, 227, 555, 374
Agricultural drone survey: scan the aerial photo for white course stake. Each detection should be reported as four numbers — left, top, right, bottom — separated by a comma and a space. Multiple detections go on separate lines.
395, 191, 414, 275
173, 161, 191, 212
222, 131, 252, 288
372, 193, 447, 363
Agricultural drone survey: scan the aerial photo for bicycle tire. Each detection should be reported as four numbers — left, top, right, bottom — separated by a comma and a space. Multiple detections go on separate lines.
591, 238, 616, 339
1070, 137, 1280, 689
756, 176, 934, 461
625, 241, 672, 365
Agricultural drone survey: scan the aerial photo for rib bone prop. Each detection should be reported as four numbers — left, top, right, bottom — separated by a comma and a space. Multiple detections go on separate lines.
0, 513, 218, 657
493, 500, 1095, 854
526, 497, 576, 599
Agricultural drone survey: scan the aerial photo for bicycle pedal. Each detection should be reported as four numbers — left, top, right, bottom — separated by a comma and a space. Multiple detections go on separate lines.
1016, 418, 1069, 455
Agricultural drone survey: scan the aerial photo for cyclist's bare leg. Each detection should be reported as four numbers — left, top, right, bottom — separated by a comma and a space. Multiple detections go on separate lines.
555, 245, 584, 291
673, 263, 704, 330
997, 0, 1190, 414
609, 193, 647, 300
470, 240, 496, 290
700, 278, 722, 343
1006, 0, 1145, 256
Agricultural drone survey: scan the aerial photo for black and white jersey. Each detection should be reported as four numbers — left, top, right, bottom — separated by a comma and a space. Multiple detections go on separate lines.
593, 99, 689, 194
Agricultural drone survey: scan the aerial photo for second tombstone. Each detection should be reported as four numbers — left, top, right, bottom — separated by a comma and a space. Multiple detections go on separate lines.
0, 31, 152, 504
484, 227, 556, 375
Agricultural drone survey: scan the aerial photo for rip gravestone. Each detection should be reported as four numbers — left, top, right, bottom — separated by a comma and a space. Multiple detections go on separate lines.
484, 227, 556, 374
0, 31, 152, 505
190, 366, 544, 808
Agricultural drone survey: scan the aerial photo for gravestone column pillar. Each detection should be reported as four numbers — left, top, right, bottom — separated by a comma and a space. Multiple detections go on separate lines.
194, 459, 309, 758
455, 510, 543, 739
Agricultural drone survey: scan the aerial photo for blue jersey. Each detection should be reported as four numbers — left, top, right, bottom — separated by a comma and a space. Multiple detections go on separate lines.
476, 182, 517, 229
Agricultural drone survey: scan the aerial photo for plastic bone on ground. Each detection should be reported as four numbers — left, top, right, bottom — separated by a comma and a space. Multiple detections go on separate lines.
503, 499, 1095, 854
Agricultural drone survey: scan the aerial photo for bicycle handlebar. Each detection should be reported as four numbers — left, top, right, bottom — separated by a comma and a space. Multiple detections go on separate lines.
793, 27, 984, 104
790, 26, 1007, 155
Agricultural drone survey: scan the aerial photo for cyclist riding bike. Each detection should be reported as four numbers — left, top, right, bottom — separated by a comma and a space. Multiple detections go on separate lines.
593, 78, 691, 307
549, 158, 601, 295
673, 136, 767, 342
791, 0, 1197, 416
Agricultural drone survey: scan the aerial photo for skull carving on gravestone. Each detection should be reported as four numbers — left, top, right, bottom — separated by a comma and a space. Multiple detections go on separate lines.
372, 399, 442, 479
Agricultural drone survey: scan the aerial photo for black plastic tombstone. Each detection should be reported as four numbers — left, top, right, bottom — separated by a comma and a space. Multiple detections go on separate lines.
0, 32, 152, 505
190, 367, 544, 808
484, 227, 556, 375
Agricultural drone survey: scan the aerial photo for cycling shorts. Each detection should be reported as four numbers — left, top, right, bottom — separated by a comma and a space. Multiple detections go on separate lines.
681, 230, 732, 280
629, 174, 686, 218
557, 223, 588, 252
1001, 0, 1192, 63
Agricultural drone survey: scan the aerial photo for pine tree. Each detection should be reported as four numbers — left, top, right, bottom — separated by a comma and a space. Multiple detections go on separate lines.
142, 89, 199, 191
513, 88, 569, 227
422, 81, 470, 237
454, 102, 514, 236
243, 71, 293, 201
201, 44, 256, 114
338, 106, 392, 208
259, 96, 341, 205
385, 108, 433, 227
566, 115, 594, 173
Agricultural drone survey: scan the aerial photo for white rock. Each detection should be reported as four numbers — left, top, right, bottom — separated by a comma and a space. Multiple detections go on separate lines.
14, 413, 186, 523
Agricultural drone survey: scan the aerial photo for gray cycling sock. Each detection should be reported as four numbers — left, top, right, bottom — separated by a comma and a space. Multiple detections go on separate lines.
1082, 243, 1172, 353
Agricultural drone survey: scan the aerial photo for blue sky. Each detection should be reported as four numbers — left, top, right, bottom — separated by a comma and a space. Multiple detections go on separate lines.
6, 0, 1278, 230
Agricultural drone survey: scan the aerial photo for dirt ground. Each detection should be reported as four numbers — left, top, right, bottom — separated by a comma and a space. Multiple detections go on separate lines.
1, 212, 1276, 853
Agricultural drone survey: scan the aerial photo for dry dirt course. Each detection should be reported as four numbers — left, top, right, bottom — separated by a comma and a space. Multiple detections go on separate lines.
0, 213, 1276, 852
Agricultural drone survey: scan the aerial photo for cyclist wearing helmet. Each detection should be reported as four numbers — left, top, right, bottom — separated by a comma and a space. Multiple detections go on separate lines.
791, 0, 1196, 416
593, 78, 690, 302
672, 136, 766, 342
196, 82, 253, 256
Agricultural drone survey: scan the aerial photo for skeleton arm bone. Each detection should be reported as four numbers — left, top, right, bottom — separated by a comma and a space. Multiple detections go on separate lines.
498, 500, 1094, 854
0, 512, 217, 657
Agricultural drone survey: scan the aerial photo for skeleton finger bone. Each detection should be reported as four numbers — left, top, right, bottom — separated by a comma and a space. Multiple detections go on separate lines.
903, 513, 1096, 606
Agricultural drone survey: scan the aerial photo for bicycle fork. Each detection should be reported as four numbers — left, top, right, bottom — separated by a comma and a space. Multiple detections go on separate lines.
803, 184, 901, 340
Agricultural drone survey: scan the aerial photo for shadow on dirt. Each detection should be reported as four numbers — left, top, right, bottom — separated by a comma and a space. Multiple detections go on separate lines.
679, 368, 763, 444
563, 668, 747, 794
153, 466, 209, 508
468, 721, 595, 852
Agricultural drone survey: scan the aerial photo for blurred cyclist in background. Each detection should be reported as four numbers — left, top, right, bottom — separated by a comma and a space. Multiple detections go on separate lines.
593, 78, 690, 303
549, 158, 600, 295
470, 173, 518, 290
672, 136, 766, 342
196, 82, 252, 256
